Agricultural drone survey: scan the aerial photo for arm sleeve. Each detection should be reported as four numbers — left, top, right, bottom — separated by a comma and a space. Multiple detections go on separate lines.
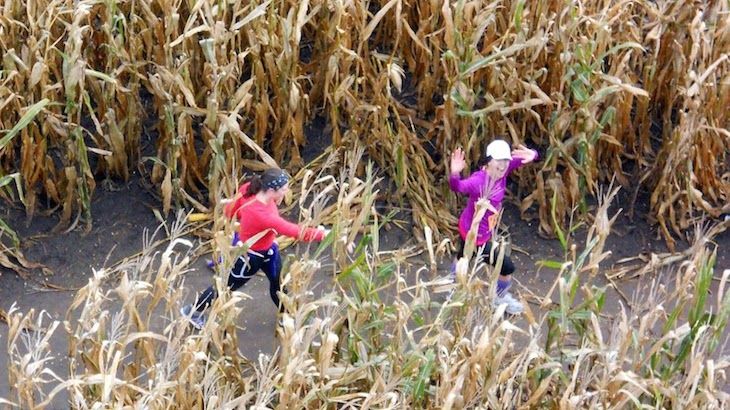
268, 215, 325, 242
224, 194, 243, 219
224, 183, 251, 219
449, 172, 483, 196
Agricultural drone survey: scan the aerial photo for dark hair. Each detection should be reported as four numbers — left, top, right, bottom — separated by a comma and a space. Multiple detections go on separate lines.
245, 168, 290, 196
478, 156, 492, 168
479, 135, 506, 167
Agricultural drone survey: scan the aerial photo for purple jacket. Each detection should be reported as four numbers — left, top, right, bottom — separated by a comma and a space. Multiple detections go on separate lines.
449, 152, 537, 245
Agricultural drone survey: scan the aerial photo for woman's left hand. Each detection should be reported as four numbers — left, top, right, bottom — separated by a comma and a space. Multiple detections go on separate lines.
512, 145, 537, 163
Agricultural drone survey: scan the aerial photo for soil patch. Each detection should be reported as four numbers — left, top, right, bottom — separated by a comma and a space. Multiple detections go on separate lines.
0, 172, 728, 405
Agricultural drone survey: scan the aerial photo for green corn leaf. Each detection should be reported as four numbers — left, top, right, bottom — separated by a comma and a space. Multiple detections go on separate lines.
0, 218, 20, 247
0, 172, 24, 204
570, 80, 589, 103
460, 37, 544, 77
537, 259, 564, 270
514, 0, 525, 32
410, 350, 435, 404
0, 99, 50, 150
550, 190, 567, 251
84, 68, 118, 84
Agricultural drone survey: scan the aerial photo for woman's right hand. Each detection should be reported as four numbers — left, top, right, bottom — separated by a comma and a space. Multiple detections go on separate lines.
450, 148, 466, 175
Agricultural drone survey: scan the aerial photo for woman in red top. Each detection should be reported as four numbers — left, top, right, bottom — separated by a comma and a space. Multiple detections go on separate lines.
181, 168, 325, 329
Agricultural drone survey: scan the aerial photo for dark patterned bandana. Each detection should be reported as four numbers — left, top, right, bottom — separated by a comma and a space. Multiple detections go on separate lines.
265, 173, 290, 190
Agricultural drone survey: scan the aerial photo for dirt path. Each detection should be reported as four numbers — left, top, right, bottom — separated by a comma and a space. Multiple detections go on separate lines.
1, 179, 728, 406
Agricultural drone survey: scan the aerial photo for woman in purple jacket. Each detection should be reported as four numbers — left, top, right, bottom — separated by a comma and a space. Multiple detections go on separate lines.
449, 139, 538, 315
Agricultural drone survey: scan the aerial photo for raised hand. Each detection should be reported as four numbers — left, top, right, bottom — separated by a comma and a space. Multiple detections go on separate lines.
511, 144, 537, 163
450, 148, 467, 175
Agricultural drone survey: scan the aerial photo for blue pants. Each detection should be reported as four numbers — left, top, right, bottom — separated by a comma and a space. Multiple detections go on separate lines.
194, 243, 284, 311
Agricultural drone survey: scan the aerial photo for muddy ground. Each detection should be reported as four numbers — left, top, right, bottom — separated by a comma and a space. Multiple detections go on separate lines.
0, 169, 728, 406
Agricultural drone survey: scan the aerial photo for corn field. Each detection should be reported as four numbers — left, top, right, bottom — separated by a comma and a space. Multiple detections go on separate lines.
0, 0, 727, 255
1, 0, 729, 407
1, 161, 728, 408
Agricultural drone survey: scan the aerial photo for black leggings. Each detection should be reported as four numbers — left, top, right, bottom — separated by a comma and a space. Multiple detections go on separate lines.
194, 244, 284, 312
457, 239, 515, 276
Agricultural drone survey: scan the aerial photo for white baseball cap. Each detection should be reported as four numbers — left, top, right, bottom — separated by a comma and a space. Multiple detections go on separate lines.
486, 139, 512, 160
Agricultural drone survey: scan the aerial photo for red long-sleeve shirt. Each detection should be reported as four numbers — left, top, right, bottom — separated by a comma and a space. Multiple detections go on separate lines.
224, 183, 324, 251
